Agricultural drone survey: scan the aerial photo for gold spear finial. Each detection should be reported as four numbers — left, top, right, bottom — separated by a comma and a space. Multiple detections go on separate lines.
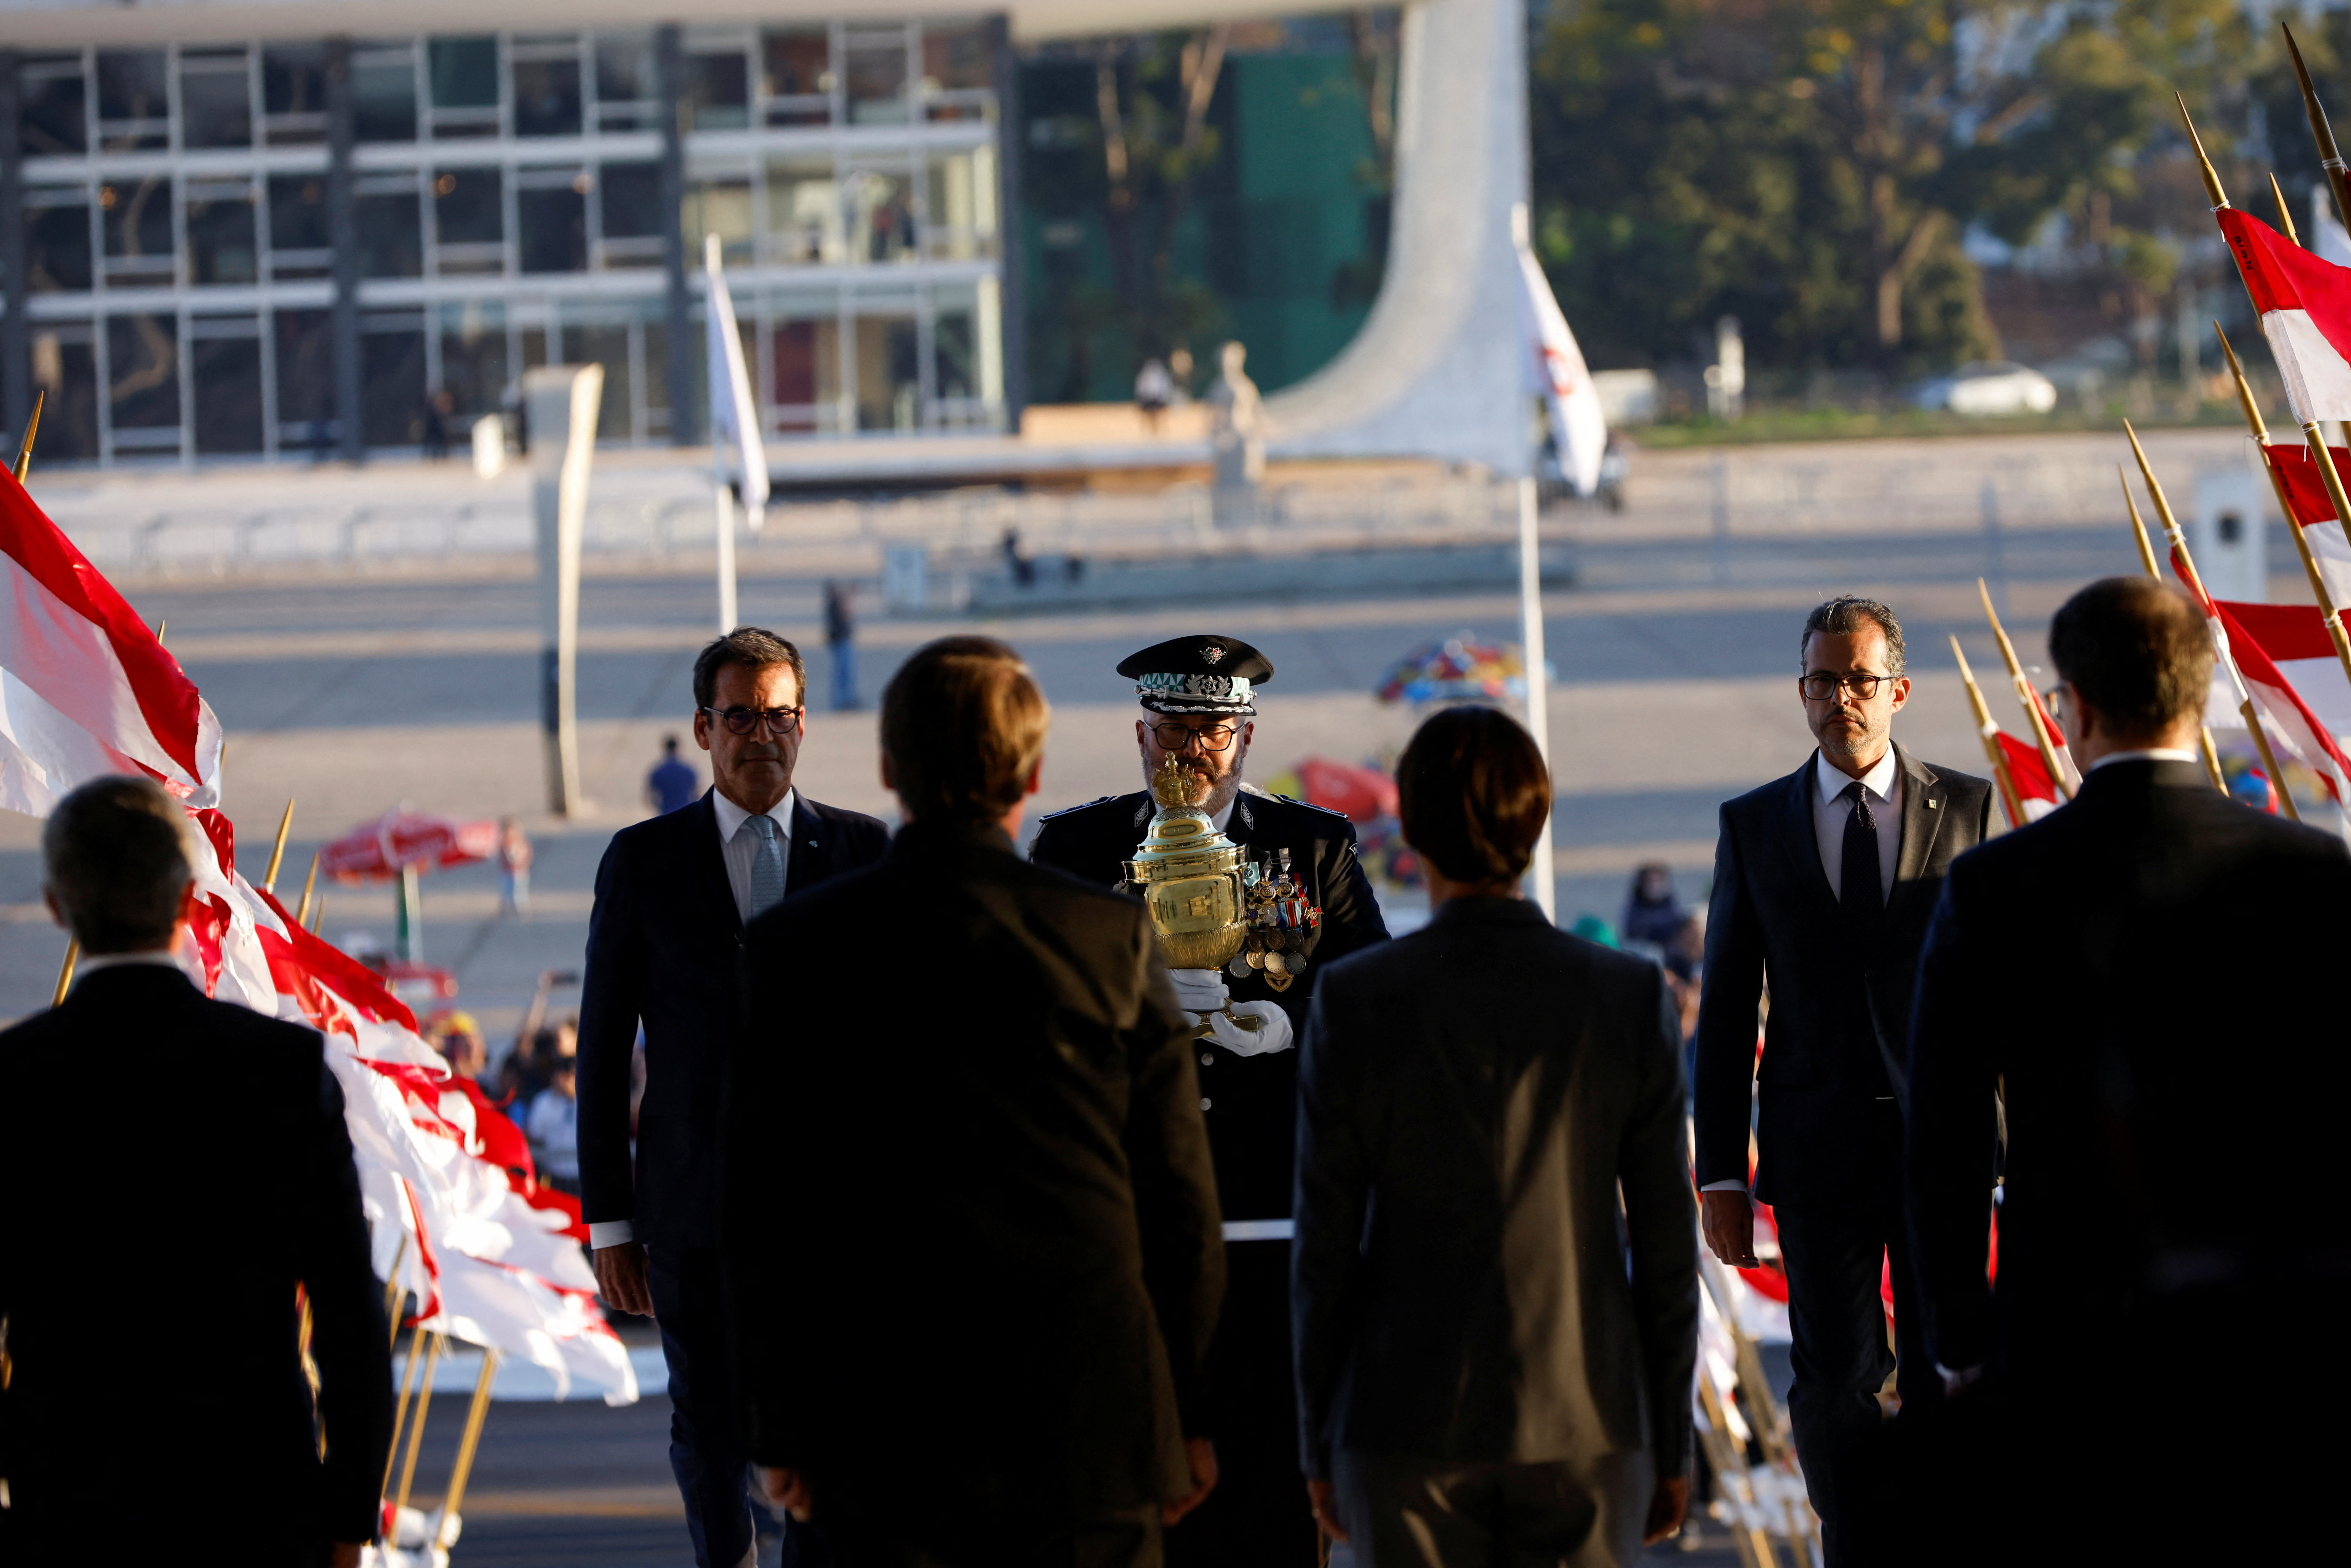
2178, 93, 2230, 211
2120, 466, 2161, 577
2213, 322, 2269, 440
2272, 173, 2303, 245
1977, 577, 2073, 801
2284, 23, 2351, 231
12, 389, 43, 484
1951, 634, 2028, 829
2122, 419, 2198, 590
264, 798, 297, 893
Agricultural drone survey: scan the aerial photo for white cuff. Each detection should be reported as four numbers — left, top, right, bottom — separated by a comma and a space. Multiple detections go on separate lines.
1698, 1180, 1749, 1193
588, 1220, 637, 1249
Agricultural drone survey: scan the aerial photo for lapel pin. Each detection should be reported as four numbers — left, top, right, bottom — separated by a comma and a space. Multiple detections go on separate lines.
1927, 798, 1939, 809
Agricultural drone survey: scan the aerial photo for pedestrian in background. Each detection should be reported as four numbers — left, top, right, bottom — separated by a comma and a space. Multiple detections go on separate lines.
1620, 861, 1685, 951
499, 816, 532, 914
647, 734, 700, 816
1136, 356, 1174, 433
528, 1056, 581, 1196
825, 579, 860, 712
1294, 707, 1696, 1566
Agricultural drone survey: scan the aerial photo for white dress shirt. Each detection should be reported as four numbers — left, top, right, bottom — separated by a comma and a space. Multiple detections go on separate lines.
1812, 749, 1902, 905
712, 787, 797, 927
2086, 747, 2199, 772
589, 788, 798, 1251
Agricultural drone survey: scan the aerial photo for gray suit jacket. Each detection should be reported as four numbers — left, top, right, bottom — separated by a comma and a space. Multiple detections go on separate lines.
1293, 897, 1697, 1485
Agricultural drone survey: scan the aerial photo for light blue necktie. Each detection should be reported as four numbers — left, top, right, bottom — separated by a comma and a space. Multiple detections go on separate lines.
745, 811, 786, 919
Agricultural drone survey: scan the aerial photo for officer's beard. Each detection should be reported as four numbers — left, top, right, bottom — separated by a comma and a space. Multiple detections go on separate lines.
1162, 748, 1246, 818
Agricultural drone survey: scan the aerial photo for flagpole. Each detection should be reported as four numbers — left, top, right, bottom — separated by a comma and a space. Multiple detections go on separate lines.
706, 233, 741, 636
1950, 637, 2028, 828
381, 1232, 409, 1346
12, 388, 44, 482
2285, 24, 2351, 231
383, 1319, 429, 1498
2124, 421, 2301, 818
1976, 579, 2073, 801
263, 798, 296, 893
392, 1331, 443, 1524
437, 1348, 500, 1546
2271, 173, 2303, 245
1517, 478, 1556, 923
2120, 465, 2231, 792
2213, 324, 2351, 695
294, 852, 321, 929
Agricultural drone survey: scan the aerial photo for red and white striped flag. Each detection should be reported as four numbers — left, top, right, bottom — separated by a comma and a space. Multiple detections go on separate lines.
0, 470, 221, 814
1995, 732, 2062, 821
2209, 599, 2351, 806
2251, 439, 2351, 614
2219, 208, 2351, 423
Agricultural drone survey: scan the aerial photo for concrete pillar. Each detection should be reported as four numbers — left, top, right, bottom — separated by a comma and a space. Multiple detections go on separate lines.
658, 24, 698, 448
326, 37, 365, 463
1, 52, 30, 448
989, 16, 1026, 428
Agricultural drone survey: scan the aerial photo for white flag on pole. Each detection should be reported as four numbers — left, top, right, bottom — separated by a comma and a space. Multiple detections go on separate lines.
705, 233, 769, 531
1511, 203, 1608, 497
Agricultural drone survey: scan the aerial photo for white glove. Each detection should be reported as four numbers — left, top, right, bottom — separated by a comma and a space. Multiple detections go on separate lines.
1168, 968, 1230, 1013
1199, 1000, 1295, 1057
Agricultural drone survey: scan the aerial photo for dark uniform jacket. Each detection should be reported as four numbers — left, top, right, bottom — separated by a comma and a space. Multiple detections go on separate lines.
0, 966, 393, 1558
1692, 744, 1993, 1207
722, 821, 1224, 1527
1295, 897, 1698, 1486
579, 787, 888, 1247
1029, 785, 1390, 1223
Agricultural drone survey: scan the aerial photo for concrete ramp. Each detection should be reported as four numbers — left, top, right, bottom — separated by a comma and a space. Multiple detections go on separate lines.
1263, 0, 1530, 475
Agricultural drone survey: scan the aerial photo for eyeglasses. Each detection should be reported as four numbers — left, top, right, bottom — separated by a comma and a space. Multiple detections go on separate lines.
1150, 721, 1241, 752
1798, 673, 1892, 702
702, 705, 804, 737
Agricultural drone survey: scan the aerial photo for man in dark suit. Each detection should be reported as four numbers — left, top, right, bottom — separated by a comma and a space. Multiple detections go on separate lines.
1295, 706, 1696, 1566
1029, 633, 1388, 1566
1691, 597, 1993, 1563
0, 777, 392, 1565
579, 627, 888, 1568
1907, 577, 2351, 1558
724, 635, 1225, 1565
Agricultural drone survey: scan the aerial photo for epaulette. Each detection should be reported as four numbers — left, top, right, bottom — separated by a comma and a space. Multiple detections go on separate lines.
1037, 795, 1117, 822
1270, 794, 1354, 824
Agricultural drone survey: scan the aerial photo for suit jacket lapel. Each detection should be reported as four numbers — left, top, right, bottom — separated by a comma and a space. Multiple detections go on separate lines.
1882, 743, 1946, 940
785, 795, 827, 896
694, 791, 745, 935
1780, 759, 1842, 921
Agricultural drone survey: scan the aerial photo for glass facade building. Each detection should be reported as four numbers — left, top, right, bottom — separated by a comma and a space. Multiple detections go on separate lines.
0, 16, 1016, 465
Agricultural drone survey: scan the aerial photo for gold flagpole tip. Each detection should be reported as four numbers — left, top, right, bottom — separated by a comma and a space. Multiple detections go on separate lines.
12, 388, 44, 484
2273, 173, 2303, 244
2177, 93, 2229, 210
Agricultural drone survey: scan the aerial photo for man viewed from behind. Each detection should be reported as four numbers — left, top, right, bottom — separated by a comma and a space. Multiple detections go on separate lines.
1691, 597, 1993, 1562
1294, 707, 1697, 1566
0, 777, 393, 1565
1906, 577, 2351, 1560
580, 628, 889, 1568
724, 635, 1226, 1565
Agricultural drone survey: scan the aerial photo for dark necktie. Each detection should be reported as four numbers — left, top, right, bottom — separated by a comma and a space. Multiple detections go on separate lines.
1840, 780, 1883, 936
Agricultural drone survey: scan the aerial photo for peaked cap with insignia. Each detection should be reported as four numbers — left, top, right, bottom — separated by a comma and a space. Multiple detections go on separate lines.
1119, 634, 1274, 717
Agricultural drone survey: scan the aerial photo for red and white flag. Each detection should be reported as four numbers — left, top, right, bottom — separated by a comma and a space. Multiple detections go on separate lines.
1995, 731, 2062, 822
0, 474, 633, 1404
2219, 208, 2351, 424
0, 471, 221, 814
2252, 439, 2351, 613
2209, 599, 2351, 806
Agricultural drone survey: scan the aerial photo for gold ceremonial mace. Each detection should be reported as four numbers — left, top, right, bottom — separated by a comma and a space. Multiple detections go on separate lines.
2118, 466, 2231, 792
2124, 420, 2303, 819
1976, 579, 2073, 802
2215, 322, 2351, 696
1950, 636, 2029, 828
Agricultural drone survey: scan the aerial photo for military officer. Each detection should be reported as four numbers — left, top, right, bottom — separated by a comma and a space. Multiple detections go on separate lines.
1030, 633, 1389, 1565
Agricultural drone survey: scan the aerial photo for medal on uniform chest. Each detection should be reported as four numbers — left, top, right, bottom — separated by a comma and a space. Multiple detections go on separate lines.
1238, 846, 1321, 993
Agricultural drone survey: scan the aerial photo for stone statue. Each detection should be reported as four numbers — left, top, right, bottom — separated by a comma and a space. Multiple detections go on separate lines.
1207, 341, 1265, 519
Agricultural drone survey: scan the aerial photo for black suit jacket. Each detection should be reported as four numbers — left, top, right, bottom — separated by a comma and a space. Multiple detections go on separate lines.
1029, 787, 1389, 1222
1294, 898, 1697, 1486
1693, 745, 1994, 1206
0, 966, 392, 1548
580, 788, 888, 1248
723, 821, 1224, 1524
1906, 759, 2351, 1382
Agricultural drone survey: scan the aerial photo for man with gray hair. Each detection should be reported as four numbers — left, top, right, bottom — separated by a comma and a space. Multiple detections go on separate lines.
0, 776, 392, 1565
1690, 598, 1993, 1562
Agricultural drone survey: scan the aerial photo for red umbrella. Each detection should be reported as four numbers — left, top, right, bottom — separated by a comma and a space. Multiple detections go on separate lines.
322, 809, 500, 882
1294, 757, 1399, 825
